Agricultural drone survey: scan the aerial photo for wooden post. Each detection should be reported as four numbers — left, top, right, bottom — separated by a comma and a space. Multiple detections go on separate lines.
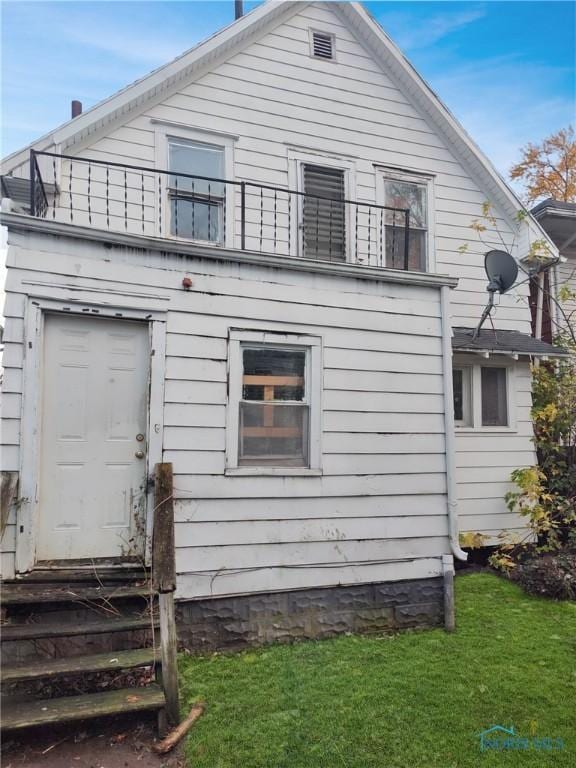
1, 472, 19, 538
153, 463, 176, 593
153, 463, 179, 729
442, 554, 455, 633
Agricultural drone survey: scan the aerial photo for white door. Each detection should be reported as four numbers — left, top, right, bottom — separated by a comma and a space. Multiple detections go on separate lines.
36, 314, 150, 562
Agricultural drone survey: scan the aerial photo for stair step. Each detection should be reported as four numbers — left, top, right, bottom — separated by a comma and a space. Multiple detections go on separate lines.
1, 684, 165, 731
1, 583, 154, 605
1, 616, 157, 642
18, 567, 150, 583
1, 647, 158, 683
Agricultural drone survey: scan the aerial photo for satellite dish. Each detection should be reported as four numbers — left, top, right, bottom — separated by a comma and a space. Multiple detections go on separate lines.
484, 250, 518, 294
473, 250, 518, 339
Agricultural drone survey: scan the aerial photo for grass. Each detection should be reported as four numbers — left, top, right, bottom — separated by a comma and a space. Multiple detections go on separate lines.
179, 573, 576, 767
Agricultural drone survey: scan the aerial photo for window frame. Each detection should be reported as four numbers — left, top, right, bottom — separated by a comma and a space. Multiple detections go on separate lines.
226, 329, 322, 475
453, 365, 473, 427
375, 168, 435, 272
153, 123, 236, 247
287, 149, 357, 262
453, 357, 516, 432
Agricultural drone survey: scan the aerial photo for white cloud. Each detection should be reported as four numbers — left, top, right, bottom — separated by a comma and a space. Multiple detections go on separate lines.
431, 56, 575, 179
380, 6, 486, 50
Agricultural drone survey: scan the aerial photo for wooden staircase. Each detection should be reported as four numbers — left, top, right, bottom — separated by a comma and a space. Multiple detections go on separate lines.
0, 577, 167, 731
1, 464, 179, 734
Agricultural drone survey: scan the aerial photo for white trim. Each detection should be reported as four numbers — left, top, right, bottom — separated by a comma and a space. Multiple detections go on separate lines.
149, 119, 240, 142
225, 328, 322, 475
453, 355, 517, 434
452, 364, 473, 427
376, 167, 436, 273
16, 297, 166, 573
153, 123, 235, 248
287, 148, 357, 262
2, 212, 459, 289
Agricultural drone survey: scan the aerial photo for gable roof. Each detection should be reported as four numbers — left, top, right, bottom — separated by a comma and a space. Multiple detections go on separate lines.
0, 0, 555, 248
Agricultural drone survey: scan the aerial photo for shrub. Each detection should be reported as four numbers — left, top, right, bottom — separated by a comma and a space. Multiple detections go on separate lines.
512, 550, 576, 600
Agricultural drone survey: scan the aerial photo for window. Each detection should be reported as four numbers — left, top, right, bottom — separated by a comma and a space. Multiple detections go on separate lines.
302, 164, 346, 262
453, 367, 472, 426
240, 347, 308, 466
168, 138, 225, 243
310, 31, 335, 60
453, 361, 511, 429
481, 367, 508, 427
227, 331, 322, 473
380, 175, 429, 271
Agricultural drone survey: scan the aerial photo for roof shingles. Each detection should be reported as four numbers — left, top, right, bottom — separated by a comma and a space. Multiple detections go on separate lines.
452, 327, 569, 357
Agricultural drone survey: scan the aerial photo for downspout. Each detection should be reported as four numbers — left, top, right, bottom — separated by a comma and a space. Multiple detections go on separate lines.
440, 285, 468, 563
533, 270, 545, 369
535, 271, 544, 340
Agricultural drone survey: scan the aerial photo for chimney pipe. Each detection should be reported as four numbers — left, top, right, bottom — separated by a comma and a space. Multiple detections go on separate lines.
71, 100, 83, 119
234, 1, 243, 20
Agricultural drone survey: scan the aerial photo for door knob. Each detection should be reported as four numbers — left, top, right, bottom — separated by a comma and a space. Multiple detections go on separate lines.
135, 450, 145, 459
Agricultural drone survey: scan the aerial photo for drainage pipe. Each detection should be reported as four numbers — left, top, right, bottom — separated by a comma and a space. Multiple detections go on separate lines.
440, 284, 468, 563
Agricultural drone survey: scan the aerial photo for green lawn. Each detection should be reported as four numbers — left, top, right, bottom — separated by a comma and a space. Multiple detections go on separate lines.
179, 573, 575, 767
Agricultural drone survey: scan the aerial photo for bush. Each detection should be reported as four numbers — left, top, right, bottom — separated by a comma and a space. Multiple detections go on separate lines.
511, 549, 576, 600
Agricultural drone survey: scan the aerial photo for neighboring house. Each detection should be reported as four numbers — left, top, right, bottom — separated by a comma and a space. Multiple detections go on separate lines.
0, 1, 565, 655
530, 199, 576, 341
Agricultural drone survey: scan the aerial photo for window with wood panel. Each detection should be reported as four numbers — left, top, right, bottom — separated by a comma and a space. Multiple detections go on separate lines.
226, 331, 322, 473
239, 347, 309, 466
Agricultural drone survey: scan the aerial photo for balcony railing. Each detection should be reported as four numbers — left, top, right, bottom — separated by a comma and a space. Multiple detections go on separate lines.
29, 149, 412, 268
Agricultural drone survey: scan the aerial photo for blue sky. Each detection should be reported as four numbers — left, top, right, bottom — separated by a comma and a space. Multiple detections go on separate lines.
1, 0, 575, 184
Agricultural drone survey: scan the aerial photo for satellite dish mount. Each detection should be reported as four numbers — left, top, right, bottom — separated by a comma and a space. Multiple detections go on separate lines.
472, 250, 518, 339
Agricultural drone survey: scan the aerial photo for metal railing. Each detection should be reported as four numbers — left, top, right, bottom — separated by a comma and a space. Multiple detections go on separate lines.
29, 149, 412, 268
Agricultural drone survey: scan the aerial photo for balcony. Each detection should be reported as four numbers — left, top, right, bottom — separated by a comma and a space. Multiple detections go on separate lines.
27, 150, 415, 269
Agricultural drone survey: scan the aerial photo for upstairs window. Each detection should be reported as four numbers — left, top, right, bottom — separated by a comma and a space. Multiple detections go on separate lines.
302, 164, 346, 262
168, 138, 225, 243
382, 176, 429, 271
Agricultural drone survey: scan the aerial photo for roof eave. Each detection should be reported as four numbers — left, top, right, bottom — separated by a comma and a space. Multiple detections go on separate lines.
453, 346, 570, 358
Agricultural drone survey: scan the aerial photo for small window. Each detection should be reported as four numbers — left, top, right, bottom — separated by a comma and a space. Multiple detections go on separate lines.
168, 139, 225, 243
453, 367, 472, 426
311, 31, 334, 60
383, 178, 428, 271
302, 164, 346, 262
239, 346, 309, 467
481, 367, 508, 427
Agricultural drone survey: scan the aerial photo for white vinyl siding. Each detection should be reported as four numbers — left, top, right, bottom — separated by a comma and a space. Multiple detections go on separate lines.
455, 358, 536, 544
1, 1, 541, 569
1, 228, 449, 594
45, 2, 531, 331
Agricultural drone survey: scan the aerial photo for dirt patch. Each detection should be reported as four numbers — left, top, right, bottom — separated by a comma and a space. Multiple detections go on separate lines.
1, 713, 186, 768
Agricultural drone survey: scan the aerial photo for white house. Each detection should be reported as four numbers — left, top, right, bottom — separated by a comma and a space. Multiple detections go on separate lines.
0, 1, 565, 654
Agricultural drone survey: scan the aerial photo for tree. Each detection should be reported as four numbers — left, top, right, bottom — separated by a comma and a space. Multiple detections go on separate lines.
510, 126, 576, 204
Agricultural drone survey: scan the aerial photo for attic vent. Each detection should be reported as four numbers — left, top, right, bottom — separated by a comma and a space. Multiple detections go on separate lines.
311, 31, 334, 60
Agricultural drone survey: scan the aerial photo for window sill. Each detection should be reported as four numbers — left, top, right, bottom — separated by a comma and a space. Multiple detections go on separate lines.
225, 467, 323, 477
455, 426, 518, 435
